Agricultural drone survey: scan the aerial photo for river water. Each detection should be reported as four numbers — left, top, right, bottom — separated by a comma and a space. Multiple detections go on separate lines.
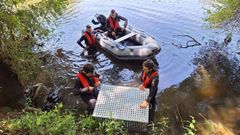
1, 0, 240, 133
46, 0, 239, 91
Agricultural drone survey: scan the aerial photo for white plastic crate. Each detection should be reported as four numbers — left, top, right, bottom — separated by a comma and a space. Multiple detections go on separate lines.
93, 84, 149, 123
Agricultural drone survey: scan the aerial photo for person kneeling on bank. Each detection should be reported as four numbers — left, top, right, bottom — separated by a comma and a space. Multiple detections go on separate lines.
74, 64, 101, 113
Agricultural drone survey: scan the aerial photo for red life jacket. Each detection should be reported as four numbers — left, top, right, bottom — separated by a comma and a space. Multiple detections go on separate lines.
76, 73, 100, 88
141, 71, 158, 88
84, 32, 96, 46
108, 16, 119, 30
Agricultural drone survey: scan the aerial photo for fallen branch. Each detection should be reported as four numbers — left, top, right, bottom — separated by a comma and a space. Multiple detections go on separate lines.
172, 34, 202, 48
25, 106, 41, 112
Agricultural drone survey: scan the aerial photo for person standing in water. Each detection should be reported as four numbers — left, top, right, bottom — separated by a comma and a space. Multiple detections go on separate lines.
139, 59, 159, 122
77, 25, 97, 53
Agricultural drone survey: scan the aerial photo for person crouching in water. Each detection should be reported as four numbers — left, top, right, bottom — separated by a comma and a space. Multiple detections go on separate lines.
74, 64, 101, 114
77, 25, 97, 54
139, 59, 159, 123
92, 13, 107, 32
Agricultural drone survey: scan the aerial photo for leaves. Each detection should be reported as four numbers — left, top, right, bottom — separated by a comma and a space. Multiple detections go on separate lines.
148, 116, 169, 135
6, 103, 77, 135
183, 116, 197, 135
0, 0, 68, 85
206, 0, 240, 32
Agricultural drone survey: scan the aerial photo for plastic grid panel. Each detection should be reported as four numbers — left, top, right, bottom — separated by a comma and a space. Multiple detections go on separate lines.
93, 84, 149, 123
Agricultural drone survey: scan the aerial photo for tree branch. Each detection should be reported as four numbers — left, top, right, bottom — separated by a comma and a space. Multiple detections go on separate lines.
172, 34, 202, 48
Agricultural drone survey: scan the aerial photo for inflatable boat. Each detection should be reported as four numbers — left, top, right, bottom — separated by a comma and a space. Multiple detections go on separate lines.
95, 26, 161, 60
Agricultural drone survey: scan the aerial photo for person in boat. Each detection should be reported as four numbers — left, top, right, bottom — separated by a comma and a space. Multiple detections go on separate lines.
77, 25, 97, 52
106, 9, 128, 39
74, 64, 101, 113
92, 13, 107, 32
139, 59, 159, 123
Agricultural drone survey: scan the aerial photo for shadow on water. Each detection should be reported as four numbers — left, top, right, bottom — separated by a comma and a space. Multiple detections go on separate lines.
156, 42, 240, 134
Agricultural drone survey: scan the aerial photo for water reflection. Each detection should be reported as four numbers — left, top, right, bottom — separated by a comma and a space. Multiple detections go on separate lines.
46, 0, 240, 91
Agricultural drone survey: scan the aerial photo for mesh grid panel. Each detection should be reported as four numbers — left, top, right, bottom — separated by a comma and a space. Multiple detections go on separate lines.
93, 84, 149, 123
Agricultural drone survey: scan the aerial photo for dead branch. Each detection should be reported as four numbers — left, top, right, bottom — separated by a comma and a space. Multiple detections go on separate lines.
172, 34, 202, 48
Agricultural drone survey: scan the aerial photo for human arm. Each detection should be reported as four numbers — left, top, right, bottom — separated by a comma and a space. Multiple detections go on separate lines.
146, 77, 159, 103
73, 79, 89, 95
92, 19, 100, 25
119, 15, 128, 28
140, 77, 159, 108
77, 36, 86, 49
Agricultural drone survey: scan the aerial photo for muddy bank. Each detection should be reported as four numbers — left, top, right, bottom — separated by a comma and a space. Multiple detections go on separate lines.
23, 50, 89, 110
156, 45, 240, 134
0, 62, 24, 111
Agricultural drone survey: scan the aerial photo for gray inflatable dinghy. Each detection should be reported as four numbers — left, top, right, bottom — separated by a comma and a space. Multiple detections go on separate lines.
95, 26, 161, 60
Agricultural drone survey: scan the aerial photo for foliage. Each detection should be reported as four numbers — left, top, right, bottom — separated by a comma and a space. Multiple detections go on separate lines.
205, 0, 240, 32
78, 115, 128, 135
5, 109, 128, 135
199, 120, 235, 135
78, 115, 98, 134
0, 0, 68, 85
6, 103, 77, 135
25, 97, 33, 107
183, 116, 197, 135
98, 118, 127, 135
148, 116, 169, 135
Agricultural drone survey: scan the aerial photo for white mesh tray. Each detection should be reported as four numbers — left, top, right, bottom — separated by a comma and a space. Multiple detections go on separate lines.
93, 84, 149, 123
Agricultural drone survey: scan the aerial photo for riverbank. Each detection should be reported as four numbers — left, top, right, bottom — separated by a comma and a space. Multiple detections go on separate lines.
1, 45, 240, 134
0, 62, 24, 111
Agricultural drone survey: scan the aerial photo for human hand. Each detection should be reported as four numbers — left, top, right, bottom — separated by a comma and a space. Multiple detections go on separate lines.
82, 87, 88, 92
140, 100, 149, 109
88, 86, 95, 92
95, 81, 101, 87
138, 84, 145, 91
112, 31, 116, 37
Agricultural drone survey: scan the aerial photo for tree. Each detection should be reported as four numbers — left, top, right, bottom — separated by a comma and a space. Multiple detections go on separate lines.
205, 0, 240, 33
0, 0, 68, 85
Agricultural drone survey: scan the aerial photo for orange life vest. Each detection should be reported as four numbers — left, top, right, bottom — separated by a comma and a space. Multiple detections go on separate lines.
84, 32, 96, 46
141, 71, 158, 88
108, 16, 119, 30
76, 73, 99, 88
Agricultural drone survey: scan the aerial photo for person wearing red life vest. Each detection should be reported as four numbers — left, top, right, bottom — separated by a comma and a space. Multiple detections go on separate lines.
77, 25, 97, 52
74, 64, 101, 113
106, 9, 128, 39
139, 59, 159, 122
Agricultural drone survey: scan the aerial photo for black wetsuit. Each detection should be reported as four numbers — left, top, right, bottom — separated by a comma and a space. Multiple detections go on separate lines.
141, 70, 159, 122
92, 14, 107, 31
77, 32, 96, 53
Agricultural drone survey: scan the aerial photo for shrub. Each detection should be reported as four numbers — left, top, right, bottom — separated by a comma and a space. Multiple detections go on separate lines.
183, 116, 197, 135
148, 116, 169, 135
6, 103, 77, 135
